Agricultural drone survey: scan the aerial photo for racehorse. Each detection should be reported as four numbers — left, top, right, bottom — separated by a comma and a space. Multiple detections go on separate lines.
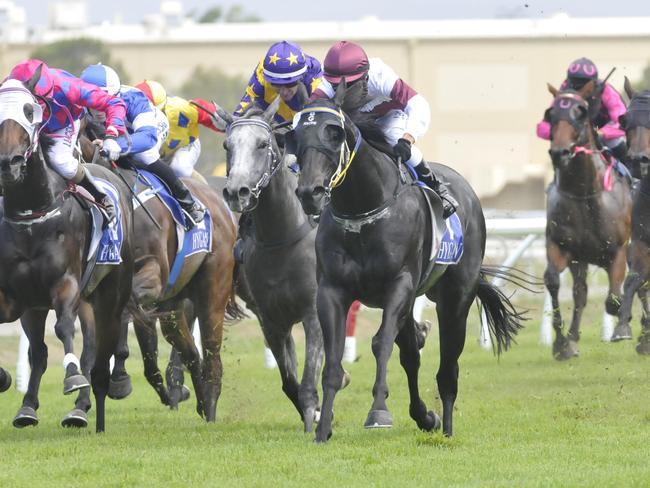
218, 97, 325, 432
544, 81, 632, 359
288, 82, 524, 442
0, 72, 134, 432
79, 126, 240, 421
0, 367, 11, 392
612, 78, 650, 353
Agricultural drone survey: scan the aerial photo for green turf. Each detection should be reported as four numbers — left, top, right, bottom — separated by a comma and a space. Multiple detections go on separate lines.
1, 293, 649, 487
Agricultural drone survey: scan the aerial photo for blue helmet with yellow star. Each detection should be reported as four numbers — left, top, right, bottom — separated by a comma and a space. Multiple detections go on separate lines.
262, 41, 307, 85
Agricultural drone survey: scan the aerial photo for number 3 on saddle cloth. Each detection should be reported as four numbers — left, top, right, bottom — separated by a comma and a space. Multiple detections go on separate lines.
403, 165, 464, 296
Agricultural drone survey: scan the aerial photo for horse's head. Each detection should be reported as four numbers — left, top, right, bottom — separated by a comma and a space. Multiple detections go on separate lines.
219, 97, 284, 212
545, 81, 595, 170
289, 81, 353, 215
622, 77, 650, 177
0, 68, 45, 187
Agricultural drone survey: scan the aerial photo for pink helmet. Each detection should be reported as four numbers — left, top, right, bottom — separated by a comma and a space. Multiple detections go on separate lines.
9, 59, 54, 96
323, 41, 369, 84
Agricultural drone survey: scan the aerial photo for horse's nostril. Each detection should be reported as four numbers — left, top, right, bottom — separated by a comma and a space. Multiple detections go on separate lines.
238, 186, 250, 198
312, 186, 325, 198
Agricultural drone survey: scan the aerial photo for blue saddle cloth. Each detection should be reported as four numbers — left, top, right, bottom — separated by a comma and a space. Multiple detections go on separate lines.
94, 178, 124, 265
134, 170, 213, 293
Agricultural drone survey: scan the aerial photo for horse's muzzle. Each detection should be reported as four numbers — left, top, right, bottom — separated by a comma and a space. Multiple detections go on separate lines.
223, 184, 253, 213
0, 155, 25, 186
295, 185, 327, 215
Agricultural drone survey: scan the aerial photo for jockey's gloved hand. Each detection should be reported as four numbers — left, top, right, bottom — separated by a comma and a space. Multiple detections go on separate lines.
102, 139, 122, 161
105, 125, 119, 138
393, 138, 412, 163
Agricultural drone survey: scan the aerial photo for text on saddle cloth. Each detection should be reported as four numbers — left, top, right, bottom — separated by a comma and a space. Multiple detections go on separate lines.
93, 178, 124, 265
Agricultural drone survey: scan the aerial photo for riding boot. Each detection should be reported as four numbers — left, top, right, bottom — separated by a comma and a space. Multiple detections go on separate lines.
74, 165, 116, 226
147, 160, 205, 228
414, 161, 458, 219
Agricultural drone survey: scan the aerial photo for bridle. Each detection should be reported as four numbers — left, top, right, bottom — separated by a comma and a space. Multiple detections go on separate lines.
227, 117, 281, 211
293, 106, 362, 199
550, 92, 595, 158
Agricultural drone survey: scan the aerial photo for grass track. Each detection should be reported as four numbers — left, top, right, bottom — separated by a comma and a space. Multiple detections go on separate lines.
1, 297, 649, 487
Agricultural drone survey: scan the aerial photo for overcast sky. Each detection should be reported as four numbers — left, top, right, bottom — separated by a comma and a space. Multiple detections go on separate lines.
20, 0, 650, 27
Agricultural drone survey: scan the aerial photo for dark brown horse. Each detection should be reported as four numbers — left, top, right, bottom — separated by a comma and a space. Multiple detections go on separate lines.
0, 367, 11, 392
612, 78, 650, 353
544, 81, 632, 360
0, 76, 134, 432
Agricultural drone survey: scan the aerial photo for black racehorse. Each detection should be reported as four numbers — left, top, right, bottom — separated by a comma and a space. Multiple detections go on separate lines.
544, 81, 632, 358
0, 73, 133, 432
218, 97, 326, 432
288, 82, 524, 442
613, 78, 650, 353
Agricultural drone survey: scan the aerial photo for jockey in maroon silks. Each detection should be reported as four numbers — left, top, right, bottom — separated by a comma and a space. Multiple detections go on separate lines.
7, 59, 127, 222
537, 57, 628, 165
311, 41, 458, 218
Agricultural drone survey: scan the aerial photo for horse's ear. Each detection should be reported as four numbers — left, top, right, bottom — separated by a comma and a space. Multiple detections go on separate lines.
214, 104, 234, 129
24, 63, 43, 93
295, 82, 309, 108
578, 79, 595, 98
284, 129, 297, 155
624, 76, 637, 100
333, 78, 347, 107
547, 83, 559, 98
263, 96, 281, 123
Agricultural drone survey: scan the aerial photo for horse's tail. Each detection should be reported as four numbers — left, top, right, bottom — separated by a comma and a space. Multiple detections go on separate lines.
476, 267, 529, 355
224, 261, 248, 323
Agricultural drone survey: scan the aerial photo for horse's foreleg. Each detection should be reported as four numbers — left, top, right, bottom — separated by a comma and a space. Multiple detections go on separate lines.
299, 310, 324, 433
107, 312, 132, 400
264, 322, 301, 419
611, 244, 636, 341
395, 313, 440, 433
13, 309, 48, 428
636, 283, 650, 354
545, 242, 570, 360
52, 275, 88, 394
133, 316, 170, 406
315, 283, 352, 443
160, 308, 204, 417
567, 261, 588, 352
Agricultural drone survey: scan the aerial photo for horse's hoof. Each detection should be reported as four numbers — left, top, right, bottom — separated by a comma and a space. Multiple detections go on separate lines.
13, 406, 38, 428
418, 410, 442, 432
108, 374, 133, 400
553, 340, 579, 361
341, 370, 351, 390
364, 409, 393, 429
635, 334, 650, 355
611, 324, 633, 342
63, 374, 90, 395
179, 385, 191, 403
61, 409, 88, 428
0, 368, 11, 393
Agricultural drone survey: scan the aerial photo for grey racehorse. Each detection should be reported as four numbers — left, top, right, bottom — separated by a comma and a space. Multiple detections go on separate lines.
218, 98, 327, 432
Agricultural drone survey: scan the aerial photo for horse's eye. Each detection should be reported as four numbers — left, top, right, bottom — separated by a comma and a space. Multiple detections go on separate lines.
258, 140, 269, 150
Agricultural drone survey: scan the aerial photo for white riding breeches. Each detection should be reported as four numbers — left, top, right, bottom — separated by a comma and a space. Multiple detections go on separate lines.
168, 139, 201, 178
46, 119, 81, 180
376, 109, 424, 166
131, 107, 170, 166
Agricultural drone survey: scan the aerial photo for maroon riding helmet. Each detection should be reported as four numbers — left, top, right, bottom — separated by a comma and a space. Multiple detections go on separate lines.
323, 41, 370, 85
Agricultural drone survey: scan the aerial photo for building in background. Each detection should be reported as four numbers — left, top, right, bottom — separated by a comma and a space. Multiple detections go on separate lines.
4, 10, 650, 208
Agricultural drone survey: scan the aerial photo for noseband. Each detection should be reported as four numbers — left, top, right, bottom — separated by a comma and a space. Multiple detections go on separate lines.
227, 118, 281, 209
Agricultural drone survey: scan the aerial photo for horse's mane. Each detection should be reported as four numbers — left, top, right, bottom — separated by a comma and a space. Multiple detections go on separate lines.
239, 105, 266, 119
630, 90, 650, 107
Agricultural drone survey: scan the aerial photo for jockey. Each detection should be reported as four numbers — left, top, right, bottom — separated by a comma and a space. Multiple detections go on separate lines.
135, 79, 226, 179
536, 57, 628, 163
312, 41, 458, 219
7, 59, 126, 224
235, 40, 323, 123
80, 64, 205, 227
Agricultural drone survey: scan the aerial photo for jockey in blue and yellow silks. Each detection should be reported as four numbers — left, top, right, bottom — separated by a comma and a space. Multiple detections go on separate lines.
235, 40, 324, 123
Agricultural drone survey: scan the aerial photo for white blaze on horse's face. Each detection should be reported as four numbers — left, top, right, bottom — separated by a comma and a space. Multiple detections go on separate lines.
227, 122, 271, 184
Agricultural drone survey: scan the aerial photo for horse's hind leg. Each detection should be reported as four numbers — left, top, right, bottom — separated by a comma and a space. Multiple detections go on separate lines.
108, 312, 133, 400
133, 317, 170, 406
61, 301, 95, 428
300, 310, 324, 433
563, 260, 588, 358
264, 322, 302, 420
636, 284, 650, 354
395, 314, 440, 433
13, 310, 48, 428
545, 242, 570, 360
